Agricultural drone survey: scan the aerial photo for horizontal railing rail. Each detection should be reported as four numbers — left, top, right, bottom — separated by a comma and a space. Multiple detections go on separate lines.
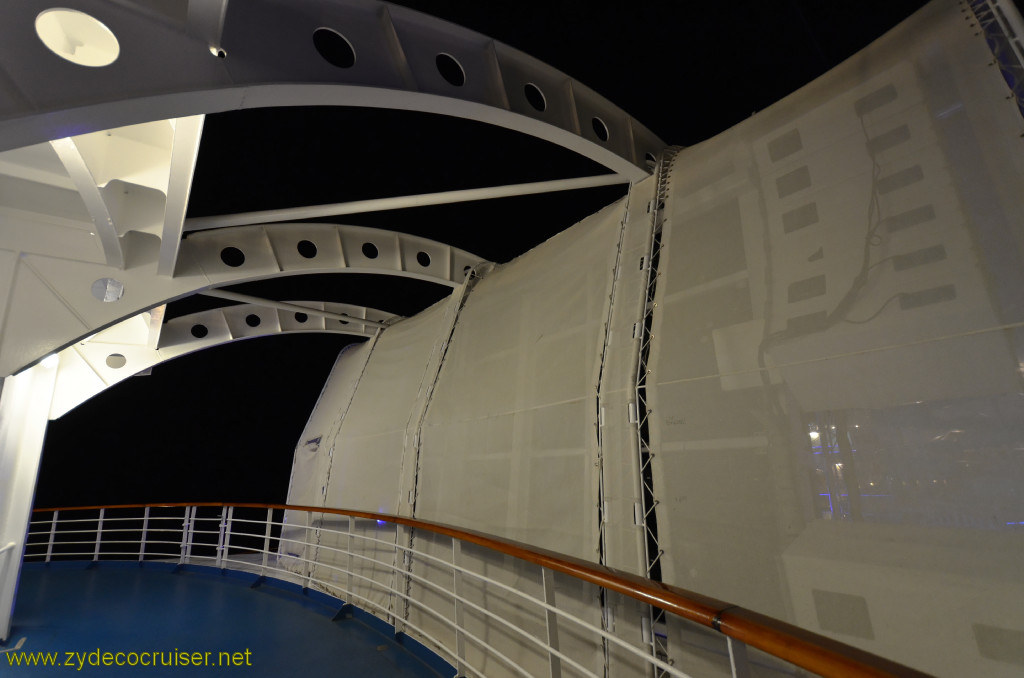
25, 503, 929, 678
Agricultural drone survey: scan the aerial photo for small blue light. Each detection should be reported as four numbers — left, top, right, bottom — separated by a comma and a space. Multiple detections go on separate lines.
376, 520, 386, 526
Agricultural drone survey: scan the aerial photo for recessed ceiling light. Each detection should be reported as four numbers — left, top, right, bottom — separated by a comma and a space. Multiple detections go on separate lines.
35, 8, 120, 67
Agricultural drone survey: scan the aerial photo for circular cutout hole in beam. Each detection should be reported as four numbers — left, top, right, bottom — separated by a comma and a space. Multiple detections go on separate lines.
591, 117, 609, 142
245, 314, 261, 328
294, 312, 308, 323
435, 53, 465, 87
220, 246, 245, 267
297, 239, 318, 259
524, 83, 546, 112
105, 353, 126, 369
361, 242, 378, 259
190, 324, 209, 338
313, 27, 356, 69
35, 9, 120, 67
416, 251, 431, 267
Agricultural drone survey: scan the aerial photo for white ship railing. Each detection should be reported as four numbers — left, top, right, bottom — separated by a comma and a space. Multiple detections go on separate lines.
24, 503, 928, 678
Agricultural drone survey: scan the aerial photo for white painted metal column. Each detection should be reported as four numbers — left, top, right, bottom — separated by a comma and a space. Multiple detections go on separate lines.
0, 361, 58, 642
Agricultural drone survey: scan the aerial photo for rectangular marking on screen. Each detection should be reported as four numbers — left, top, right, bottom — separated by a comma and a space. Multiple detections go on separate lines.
899, 284, 956, 310
854, 84, 897, 116
776, 166, 811, 198
877, 165, 924, 194
788, 275, 826, 303
767, 129, 803, 162
866, 124, 911, 155
782, 202, 819, 233
892, 244, 947, 271
883, 205, 935, 232
973, 623, 1024, 666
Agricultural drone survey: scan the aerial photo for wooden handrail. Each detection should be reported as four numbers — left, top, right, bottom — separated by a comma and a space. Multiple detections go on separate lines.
31, 502, 931, 678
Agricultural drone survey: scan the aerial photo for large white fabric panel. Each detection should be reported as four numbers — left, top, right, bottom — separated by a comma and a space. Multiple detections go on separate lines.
314, 301, 452, 614
286, 341, 373, 508
281, 341, 374, 566
323, 300, 450, 514
647, 2, 1024, 677
416, 198, 627, 561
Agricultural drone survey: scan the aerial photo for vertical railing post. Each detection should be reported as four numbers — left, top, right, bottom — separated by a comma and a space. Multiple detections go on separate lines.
727, 637, 752, 678
138, 507, 150, 562
452, 539, 466, 677
345, 516, 354, 603
222, 506, 234, 570
640, 612, 657, 678
92, 508, 105, 562
184, 506, 196, 564
178, 506, 190, 565
215, 506, 227, 569
540, 567, 562, 678
260, 508, 273, 575
44, 510, 58, 563
305, 512, 316, 589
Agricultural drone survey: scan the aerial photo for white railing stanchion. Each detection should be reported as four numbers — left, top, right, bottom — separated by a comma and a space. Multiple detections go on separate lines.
138, 507, 150, 562
92, 509, 105, 562
345, 516, 355, 604
306, 512, 316, 589
178, 506, 190, 565
45, 510, 58, 563
540, 567, 562, 678
222, 506, 234, 570
260, 507, 273, 575
184, 506, 197, 564
452, 539, 467, 677
215, 506, 227, 569
728, 637, 752, 678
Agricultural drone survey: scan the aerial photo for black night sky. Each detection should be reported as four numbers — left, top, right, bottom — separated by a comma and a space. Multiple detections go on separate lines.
34, 0, 929, 508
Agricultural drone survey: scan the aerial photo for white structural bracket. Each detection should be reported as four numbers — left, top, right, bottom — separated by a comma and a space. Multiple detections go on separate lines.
50, 137, 125, 269
160, 115, 206, 276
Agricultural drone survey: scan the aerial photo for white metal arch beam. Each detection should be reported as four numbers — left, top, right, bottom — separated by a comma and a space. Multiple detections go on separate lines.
0, 222, 486, 377
179, 223, 484, 286
48, 301, 393, 419
0, 0, 662, 180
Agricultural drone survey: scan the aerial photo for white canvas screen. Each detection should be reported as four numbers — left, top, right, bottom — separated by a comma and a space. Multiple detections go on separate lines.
646, 3, 1024, 677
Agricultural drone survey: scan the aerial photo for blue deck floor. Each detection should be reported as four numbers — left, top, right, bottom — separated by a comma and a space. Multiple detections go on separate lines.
5, 562, 453, 677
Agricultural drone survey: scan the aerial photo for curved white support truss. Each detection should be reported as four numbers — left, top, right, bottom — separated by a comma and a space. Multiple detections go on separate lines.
0, 0, 662, 179
49, 301, 394, 420
0, 219, 485, 377
180, 223, 484, 287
